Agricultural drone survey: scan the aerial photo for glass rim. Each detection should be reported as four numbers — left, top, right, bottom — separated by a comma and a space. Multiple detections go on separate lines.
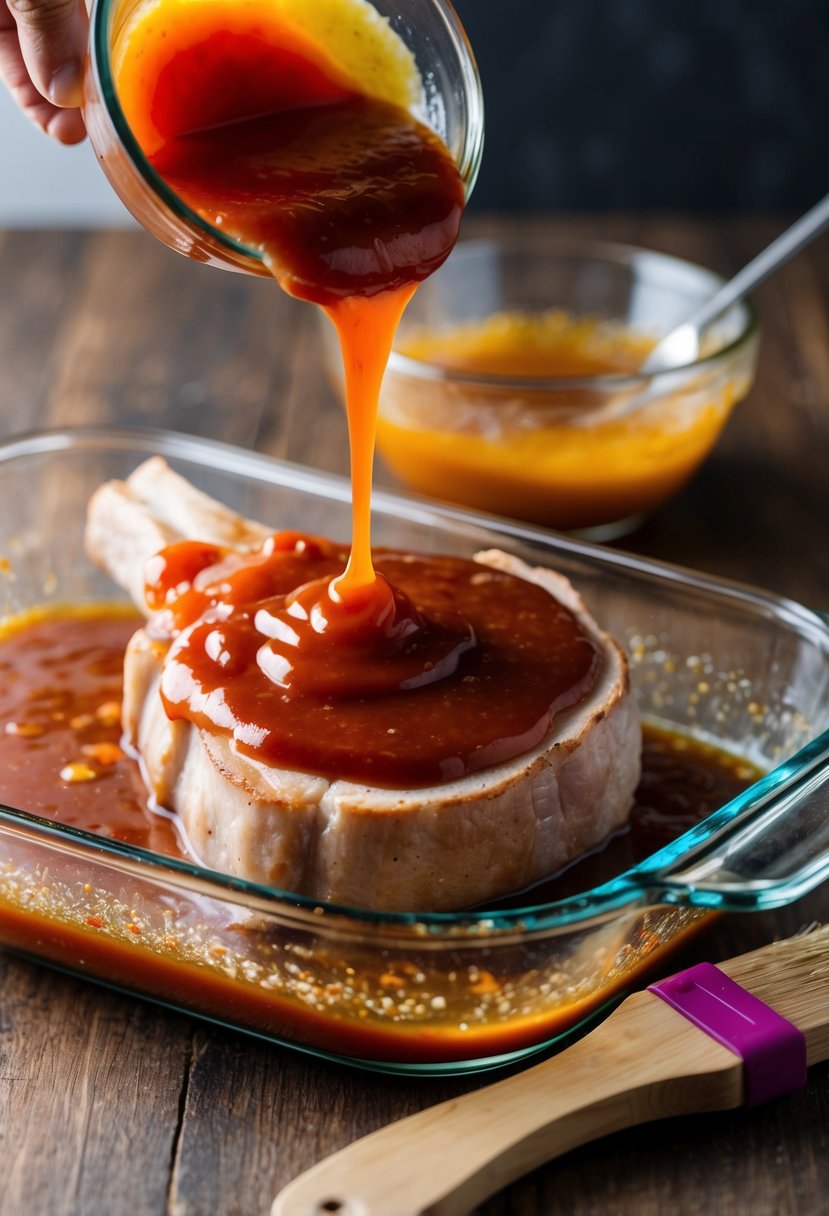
386, 236, 761, 389
90, 0, 252, 263
2, 425, 827, 943
2, 729, 827, 940
89, 0, 485, 265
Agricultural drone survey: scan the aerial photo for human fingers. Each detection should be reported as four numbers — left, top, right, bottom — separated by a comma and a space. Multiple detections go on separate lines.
2, 0, 87, 140
0, 7, 86, 140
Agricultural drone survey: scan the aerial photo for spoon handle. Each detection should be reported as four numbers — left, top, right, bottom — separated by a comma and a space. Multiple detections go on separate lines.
689, 190, 829, 334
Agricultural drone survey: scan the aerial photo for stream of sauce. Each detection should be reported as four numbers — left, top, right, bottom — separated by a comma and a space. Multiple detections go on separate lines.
114, 0, 463, 598
109, 1, 606, 763
0, 7, 756, 1060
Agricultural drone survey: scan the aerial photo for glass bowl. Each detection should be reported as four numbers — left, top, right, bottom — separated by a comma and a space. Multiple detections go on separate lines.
83, 0, 484, 274
325, 237, 760, 539
0, 428, 827, 1075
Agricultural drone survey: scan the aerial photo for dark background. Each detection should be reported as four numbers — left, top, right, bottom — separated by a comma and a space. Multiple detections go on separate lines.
453, 0, 827, 213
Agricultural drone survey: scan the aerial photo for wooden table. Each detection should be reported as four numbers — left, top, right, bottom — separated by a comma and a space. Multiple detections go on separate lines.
0, 218, 827, 1216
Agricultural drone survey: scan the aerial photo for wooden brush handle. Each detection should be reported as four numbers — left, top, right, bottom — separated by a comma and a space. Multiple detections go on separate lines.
271, 991, 741, 1216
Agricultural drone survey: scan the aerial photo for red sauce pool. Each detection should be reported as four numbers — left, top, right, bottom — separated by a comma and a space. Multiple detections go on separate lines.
0, 608, 758, 1062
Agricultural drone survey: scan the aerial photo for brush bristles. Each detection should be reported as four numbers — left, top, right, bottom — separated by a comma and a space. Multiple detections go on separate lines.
719, 924, 829, 1064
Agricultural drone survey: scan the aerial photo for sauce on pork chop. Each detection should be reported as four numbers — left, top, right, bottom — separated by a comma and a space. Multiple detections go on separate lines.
0, 606, 755, 879
145, 536, 599, 787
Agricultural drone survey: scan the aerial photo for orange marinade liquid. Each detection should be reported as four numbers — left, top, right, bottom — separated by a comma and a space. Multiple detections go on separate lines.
114, 0, 465, 596
0, 608, 757, 1063
379, 312, 741, 531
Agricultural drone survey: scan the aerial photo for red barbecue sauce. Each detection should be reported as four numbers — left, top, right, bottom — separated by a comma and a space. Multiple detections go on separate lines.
109, 0, 598, 764
0, 12, 744, 1061
145, 534, 598, 787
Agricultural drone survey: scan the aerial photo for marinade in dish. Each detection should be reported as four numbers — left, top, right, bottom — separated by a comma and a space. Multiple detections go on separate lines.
0, 606, 758, 1062
0, 607, 756, 872
0, 608, 763, 1065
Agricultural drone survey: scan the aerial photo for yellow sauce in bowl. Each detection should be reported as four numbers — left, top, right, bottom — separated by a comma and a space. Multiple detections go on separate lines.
376, 310, 752, 533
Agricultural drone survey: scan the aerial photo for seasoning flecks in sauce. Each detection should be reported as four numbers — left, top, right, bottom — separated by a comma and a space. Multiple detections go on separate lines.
0, 608, 761, 1062
0, 607, 177, 854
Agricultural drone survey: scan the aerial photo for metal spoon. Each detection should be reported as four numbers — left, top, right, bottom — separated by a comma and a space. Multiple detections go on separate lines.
641, 190, 829, 374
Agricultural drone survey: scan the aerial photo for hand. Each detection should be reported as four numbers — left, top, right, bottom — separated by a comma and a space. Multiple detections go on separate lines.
1, 0, 88, 143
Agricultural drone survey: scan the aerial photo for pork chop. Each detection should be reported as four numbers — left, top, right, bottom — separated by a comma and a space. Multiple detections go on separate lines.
86, 458, 641, 911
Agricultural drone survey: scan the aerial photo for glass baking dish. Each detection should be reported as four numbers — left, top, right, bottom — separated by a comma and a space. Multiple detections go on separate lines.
1, 427, 828, 1075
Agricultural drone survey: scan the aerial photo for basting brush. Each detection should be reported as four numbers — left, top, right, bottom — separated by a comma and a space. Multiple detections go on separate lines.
271, 925, 829, 1216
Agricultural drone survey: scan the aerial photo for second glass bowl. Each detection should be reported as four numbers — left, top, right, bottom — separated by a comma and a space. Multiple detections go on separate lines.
326, 237, 759, 539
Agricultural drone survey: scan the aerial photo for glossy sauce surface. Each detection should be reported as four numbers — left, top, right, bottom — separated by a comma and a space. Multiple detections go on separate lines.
0, 609, 757, 877
0, 608, 179, 853
146, 535, 598, 787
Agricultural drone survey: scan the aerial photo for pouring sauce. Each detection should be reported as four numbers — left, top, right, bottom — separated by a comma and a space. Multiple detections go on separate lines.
110, 0, 607, 759
0, 4, 760, 1061
114, 0, 464, 598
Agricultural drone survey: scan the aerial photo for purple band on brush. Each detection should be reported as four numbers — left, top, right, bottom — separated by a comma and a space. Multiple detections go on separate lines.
649, 962, 807, 1106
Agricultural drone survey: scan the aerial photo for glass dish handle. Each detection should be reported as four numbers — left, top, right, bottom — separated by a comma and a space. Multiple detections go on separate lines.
640, 731, 829, 912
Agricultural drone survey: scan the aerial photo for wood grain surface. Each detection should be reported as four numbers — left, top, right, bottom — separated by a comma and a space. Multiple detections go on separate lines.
0, 217, 827, 1216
